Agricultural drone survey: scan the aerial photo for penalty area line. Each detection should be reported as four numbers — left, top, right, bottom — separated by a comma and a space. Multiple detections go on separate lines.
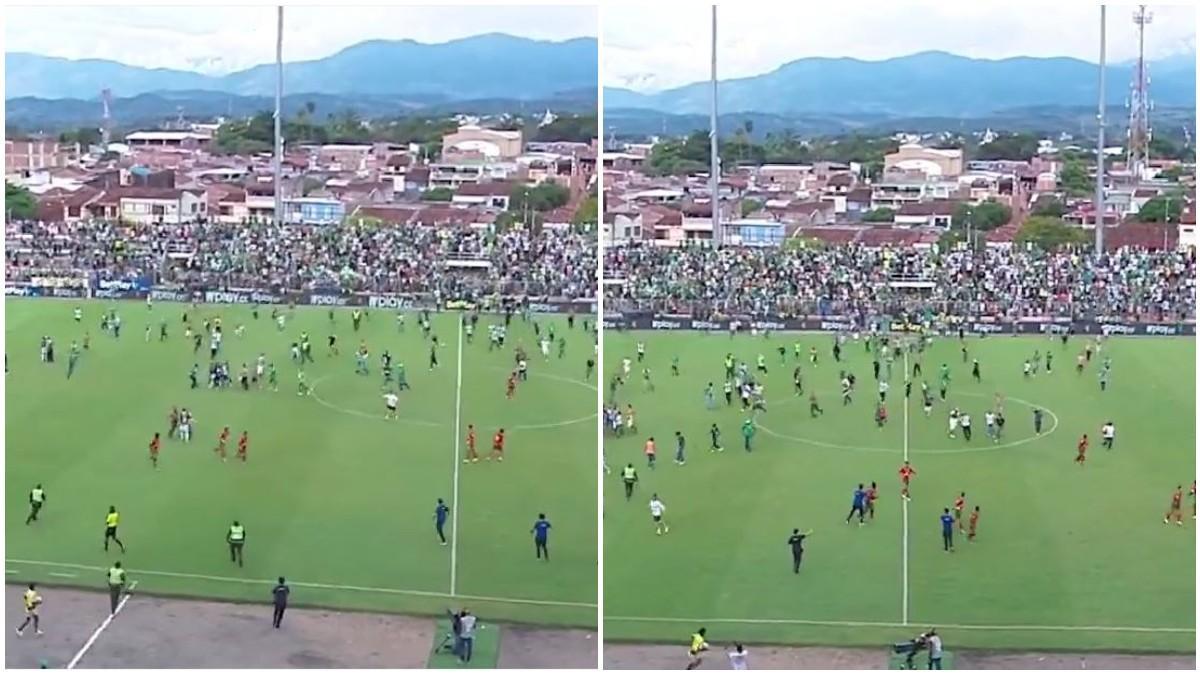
604, 615, 1194, 634
66, 580, 138, 669
6, 559, 594, 609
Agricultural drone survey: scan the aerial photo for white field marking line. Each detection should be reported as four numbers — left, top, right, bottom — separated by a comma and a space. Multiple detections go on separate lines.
66, 580, 138, 669
48, 572, 77, 578
310, 371, 596, 433
755, 391, 1060, 455
309, 375, 444, 428
6, 559, 596, 609
901, 350, 910, 627
450, 314, 464, 597
604, 615, 1195, 633
6, 569, 18, 574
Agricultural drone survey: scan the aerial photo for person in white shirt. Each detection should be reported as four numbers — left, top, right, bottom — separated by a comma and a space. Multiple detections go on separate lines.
926, 629, 943, 669
649, 494, 668, 535
728, 643, 749, 670
1101, 422, 1116, 450
383, 392, 399, 419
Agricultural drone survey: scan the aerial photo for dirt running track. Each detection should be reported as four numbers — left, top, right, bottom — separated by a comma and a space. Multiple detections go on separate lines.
603, 643, 1195, 670
5, 586, 596, 668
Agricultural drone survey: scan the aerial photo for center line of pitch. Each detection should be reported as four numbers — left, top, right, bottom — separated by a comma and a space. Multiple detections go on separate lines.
449, 314, 464, 597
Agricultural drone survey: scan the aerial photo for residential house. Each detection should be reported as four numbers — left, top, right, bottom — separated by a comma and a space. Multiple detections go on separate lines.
124, 131, 212, 150
442, 125, 524, 161
89, 186, 208, 224
6, 139, 80, 175
895, 201, 958, 228
884, 144, 964, 177
452, 181, 514, 210
282, 197, 345, 225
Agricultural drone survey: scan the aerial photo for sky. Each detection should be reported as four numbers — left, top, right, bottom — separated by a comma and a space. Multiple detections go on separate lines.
604, 3, 1197, 91
4, 5, 597, 75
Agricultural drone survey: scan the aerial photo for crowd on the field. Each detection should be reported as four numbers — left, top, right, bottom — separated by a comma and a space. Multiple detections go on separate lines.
604, 243, 1197, 321
4, 220, 597, 299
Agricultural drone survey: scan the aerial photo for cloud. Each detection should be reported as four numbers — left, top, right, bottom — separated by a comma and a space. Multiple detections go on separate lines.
5, 5, 597, 74
603, 3, 1196, 91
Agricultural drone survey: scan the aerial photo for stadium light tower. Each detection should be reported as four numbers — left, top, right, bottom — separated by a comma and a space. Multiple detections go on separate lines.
274, 6, 284, 227
1095, 5, 1107, 254
1127, 5, 1153, 182
709, 5, 721, 246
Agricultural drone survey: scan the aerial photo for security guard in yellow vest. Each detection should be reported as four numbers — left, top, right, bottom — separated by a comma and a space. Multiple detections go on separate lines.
26, 484, 46, 525
622, 464, 638, 501
106, 562, 126, 614
227, 521, 246, 567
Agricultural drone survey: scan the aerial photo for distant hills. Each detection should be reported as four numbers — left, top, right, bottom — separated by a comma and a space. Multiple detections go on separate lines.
5, 33, 598, 100
606, 105, 1198, 141
605, 51, 1196, 117
6, 90, 597, 132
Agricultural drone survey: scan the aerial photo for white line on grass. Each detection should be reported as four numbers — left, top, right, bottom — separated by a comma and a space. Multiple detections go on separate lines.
902, 350, 910, 627
66, 580, 137, 669
604, 615, 1194, 633
48, 572, 77, 578
450, 313, 464, 597
6, 559, 595, 609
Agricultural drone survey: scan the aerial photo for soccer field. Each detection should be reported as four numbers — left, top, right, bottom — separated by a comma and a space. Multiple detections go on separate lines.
6, 299, 597, 627
602, 329, 1195, 652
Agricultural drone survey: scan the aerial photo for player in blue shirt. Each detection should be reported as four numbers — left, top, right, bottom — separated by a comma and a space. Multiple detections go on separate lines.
845, 484, 867, 525
940, 508, 955, 552
434, 498, 450, 546
532, 513, 552, 561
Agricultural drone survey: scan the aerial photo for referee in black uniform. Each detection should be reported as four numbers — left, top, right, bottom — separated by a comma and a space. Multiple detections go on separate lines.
788, 528, 813, 573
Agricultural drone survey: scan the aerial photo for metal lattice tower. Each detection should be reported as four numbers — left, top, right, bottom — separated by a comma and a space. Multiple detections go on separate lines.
1127, 5, 1153, 180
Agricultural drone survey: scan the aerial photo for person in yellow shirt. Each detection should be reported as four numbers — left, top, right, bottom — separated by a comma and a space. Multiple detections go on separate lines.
686, 627, 709, 670
104, 506, 126, 553
15, 583, 43, 636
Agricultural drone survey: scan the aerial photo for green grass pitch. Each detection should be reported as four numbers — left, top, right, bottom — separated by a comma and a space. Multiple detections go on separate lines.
602, 330, 1195, 652
6, 299, 596, 627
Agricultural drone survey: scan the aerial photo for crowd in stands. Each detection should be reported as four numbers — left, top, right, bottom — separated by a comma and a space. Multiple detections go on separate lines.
604, 243, 1196, 322
5, 221, 596, 300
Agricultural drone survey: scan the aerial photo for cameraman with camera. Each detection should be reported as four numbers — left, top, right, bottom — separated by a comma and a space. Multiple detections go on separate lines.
893, 629, 942, 669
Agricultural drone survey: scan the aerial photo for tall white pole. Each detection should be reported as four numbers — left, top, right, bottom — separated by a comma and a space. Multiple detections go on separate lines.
274, 6, 284, 227
709, 5, 720, 246
1095, 5, 1106, 254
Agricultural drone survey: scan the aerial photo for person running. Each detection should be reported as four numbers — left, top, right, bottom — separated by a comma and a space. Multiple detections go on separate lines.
103, 506, 126, 553
26, 484, 46, 525
649, 494, 669, 535
14, 583, 43, 636
622, 463, 638, 500
686, 628, 710, 670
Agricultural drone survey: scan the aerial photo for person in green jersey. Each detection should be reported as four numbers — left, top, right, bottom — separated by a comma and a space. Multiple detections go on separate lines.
396, 363, 409, 390
268, 363, 278, 391
297, 371, 309, 396
671, 355, 680, 376
741, 418, 756, 452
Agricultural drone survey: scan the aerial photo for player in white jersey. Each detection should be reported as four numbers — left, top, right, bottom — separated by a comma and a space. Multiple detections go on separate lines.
622, 357, 632, 379
649, 494, 668, 535
1101, 422, 1115, 450
948, 408, 960, 438
728, 645, 749, 670
383, 392, 399, 419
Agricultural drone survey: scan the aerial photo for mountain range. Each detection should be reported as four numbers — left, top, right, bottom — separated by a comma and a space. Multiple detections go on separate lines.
5, 33, 598, 100
605, 51, 1196, 117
